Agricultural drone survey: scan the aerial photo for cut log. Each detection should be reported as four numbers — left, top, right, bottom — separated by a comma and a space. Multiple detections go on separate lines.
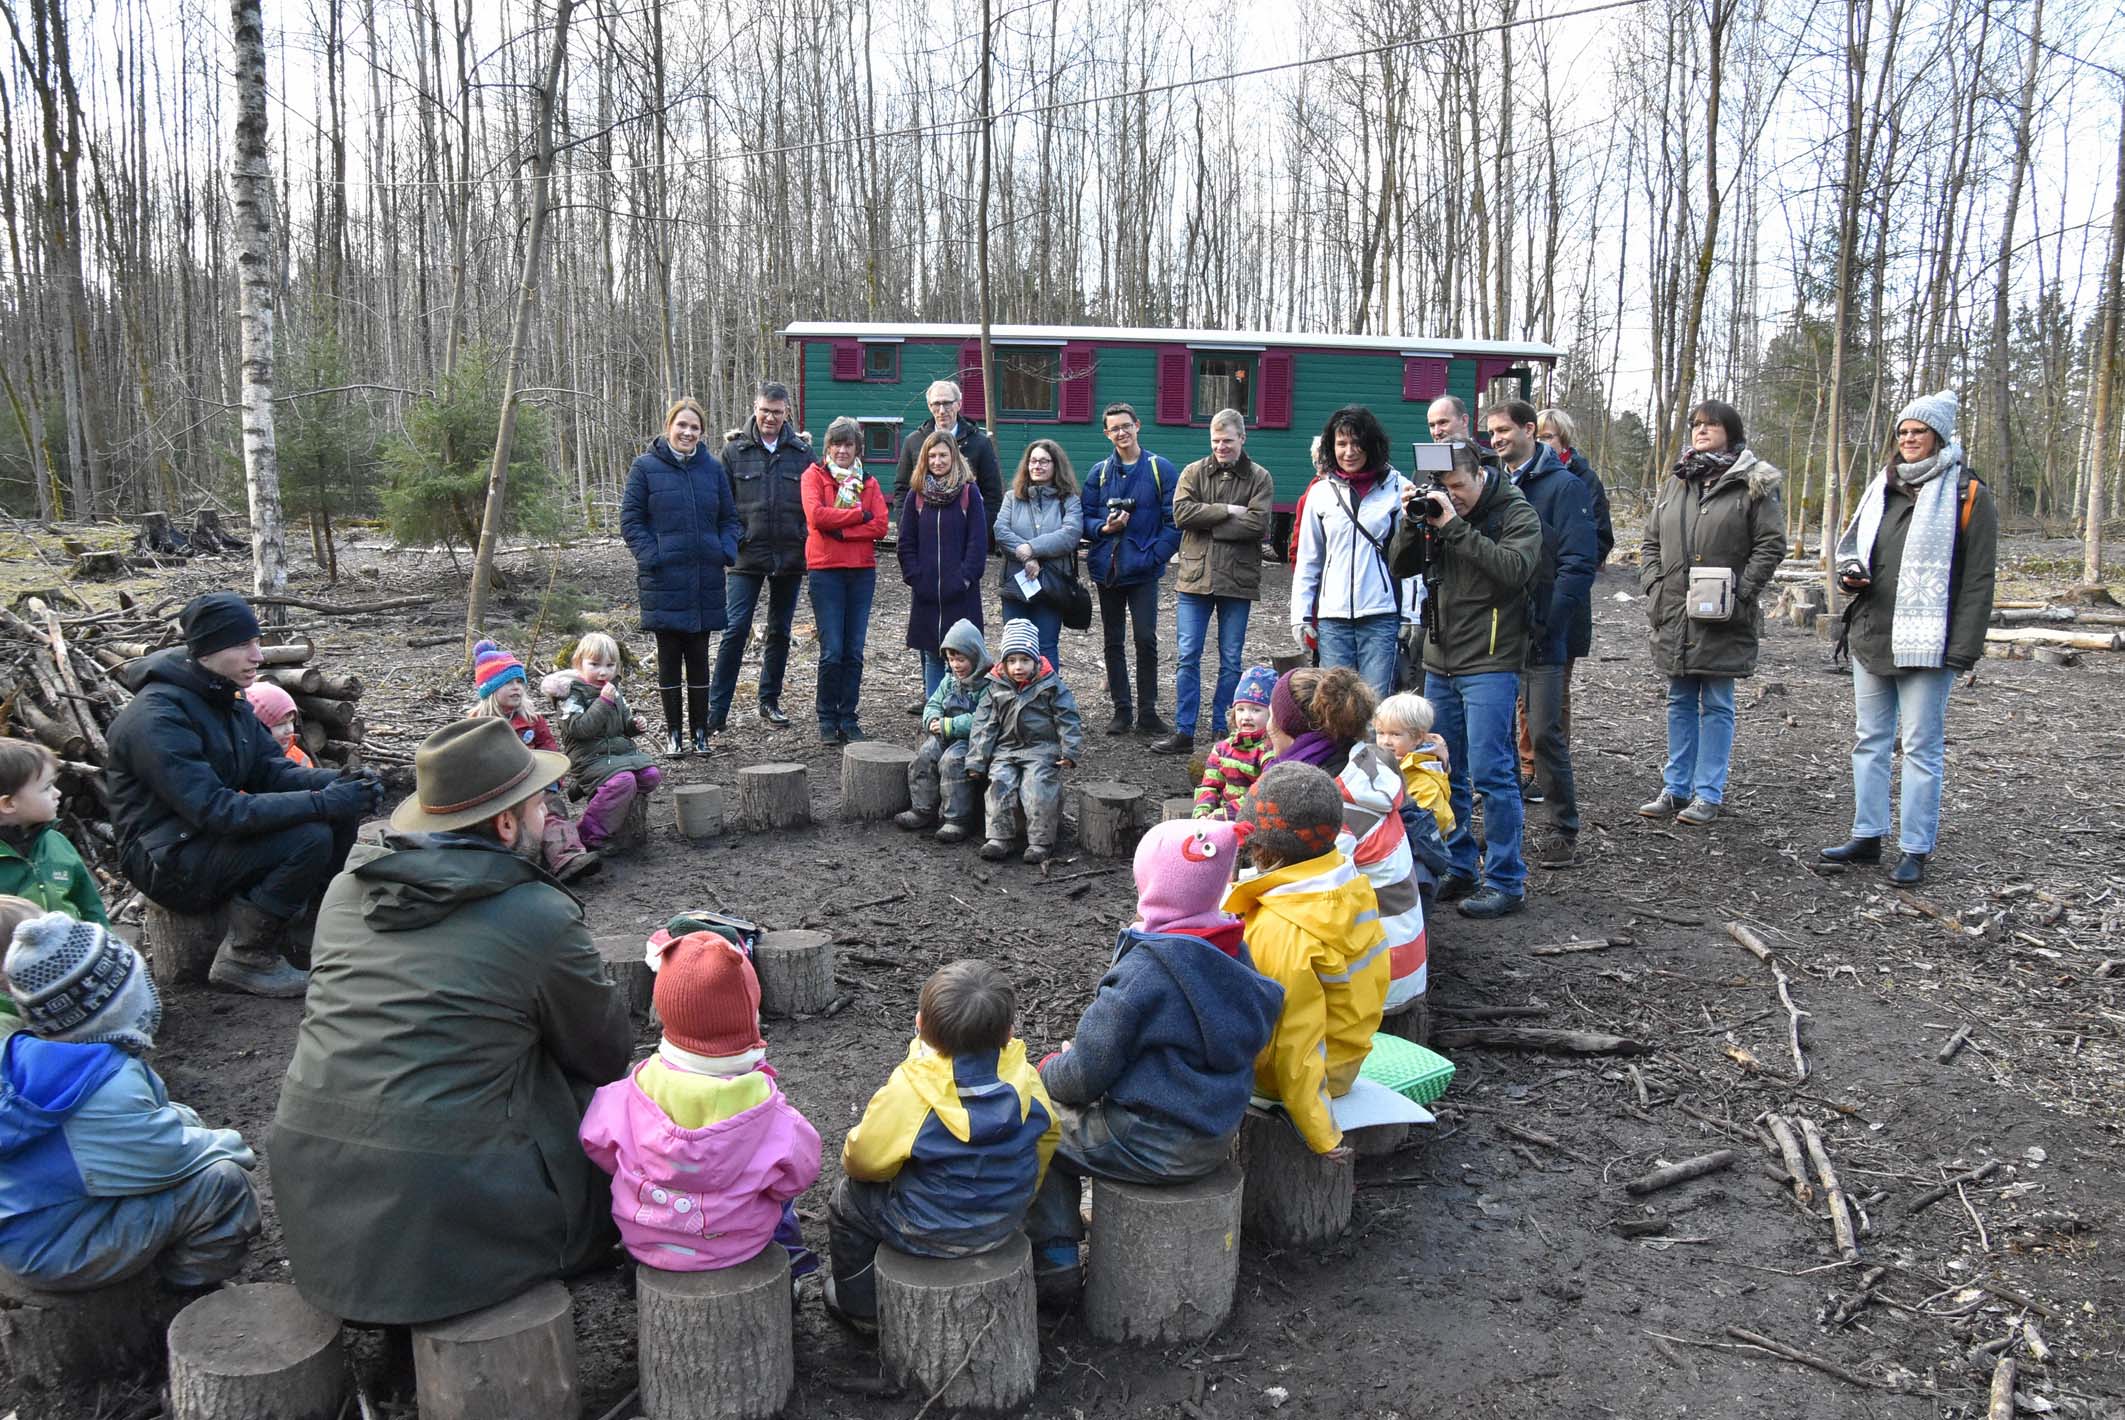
167, 1282, 345, 1420
754, 929, 836, 1018
1624, 1149, 1738, 1195
1086, 1166, 1244, 1344
2034, 646, 2079, 667
1270, 653, 1308, 675
1429, 1025, 1649, 1055
1983, 627, 2122, 651
258, 642, 314, 667
313, 672, 365, 700
146, 900, 230, 990
1788, 605, 1820, 630
1076, 781, 1144, 857
72, 549, 129, 579
0, 1267, 167, 1392
12, 693, 87, 759
737, 762, 811, 831
1161, 797, 1195, 822
293, 695, 360, 733
298, 720, 329, 756
841, 741, 916, 821
611, 789, 652, 851
1346, 1123, 1413, 1156
635, 1249, 792, 1420
1238, 1108, 1353, 1247
1380, 998, 1432, 1047
257, 667, 324, 696
876, 1235, 1038, 1414
595, 935, 657, 1020
674, 784, 726, 840
412, 1281, 578, 1420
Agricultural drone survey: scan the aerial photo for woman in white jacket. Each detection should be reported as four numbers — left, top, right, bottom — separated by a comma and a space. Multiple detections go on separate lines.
1291, 405, 1415, 699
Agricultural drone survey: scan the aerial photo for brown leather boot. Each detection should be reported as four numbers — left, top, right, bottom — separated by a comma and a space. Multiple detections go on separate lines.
209, 900, 311, 998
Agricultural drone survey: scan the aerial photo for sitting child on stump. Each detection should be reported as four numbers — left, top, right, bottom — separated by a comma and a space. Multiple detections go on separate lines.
825, 959, 1058, 1333
242, 683, 314, 768
580, 929, 821, 1275
1220, 761, 1388, 1156
1191, 666, 1275, 820
1026, 820, 1284, 1303
965, 619, 1084, 866
0, 912, 261, 1290
895, 618, 992, 845
469, 639, 599, 882
0, 741, 107, 928
545, 632, 663, 854
1372, 692, 1455, 887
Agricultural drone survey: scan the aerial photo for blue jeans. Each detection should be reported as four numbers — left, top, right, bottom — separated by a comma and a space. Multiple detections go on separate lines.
808, 567, 876, 732
1317, 614, 1400, 701
1002, 596, 1063, 670
710, 570, 802, 719
1173, 592, 1252, 737
1665, 676, 1737, 803
920, 650, 948, 698
1424, 669, 1525, 895
1025, 1099, 1234, 1248
1851, 665, 1954, 853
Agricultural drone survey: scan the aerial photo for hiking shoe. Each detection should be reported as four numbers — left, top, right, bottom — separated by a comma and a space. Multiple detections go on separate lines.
935, 822, 971, 845
820, 727, 844, 746
705, 715, 729, 737
1034, 1243, 1082, 1308
979, 839, 1013, 861
1521, 775, 1546, 804
1456, 887, 1526, 920
1437, 874, 1478, 903
1637, 790, 1683, 818
208, 950, 310, 999
1535, 833, 1579, 868
1147, 731, 1193, 755
904, 697, 925, 716
1105, 710, 1133, 735
555, 851, 602, 883
664, 732, 686, 757
894, 810, 934, 832
843, 725, 867, 742
1676, 798, 1720, 826
1890, 851, 1928, 886
760, 700, 790, 727
821, 1277, 877, 1336
1820, 835, 1882, 864
1136, 711, 1171, 738
1023, 845, 1051, 867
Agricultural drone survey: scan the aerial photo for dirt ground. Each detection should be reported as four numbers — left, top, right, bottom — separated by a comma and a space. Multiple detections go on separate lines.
7, 529, 2123, 1420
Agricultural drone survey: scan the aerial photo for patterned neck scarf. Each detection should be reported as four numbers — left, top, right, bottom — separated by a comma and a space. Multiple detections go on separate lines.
1674, 447, 1741, 485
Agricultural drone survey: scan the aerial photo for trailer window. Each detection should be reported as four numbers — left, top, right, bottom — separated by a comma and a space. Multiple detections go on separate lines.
859, 420, 901, 463
997, 348, 1062, 419
1194, 354, 1255, 422
862, 343, 899, 381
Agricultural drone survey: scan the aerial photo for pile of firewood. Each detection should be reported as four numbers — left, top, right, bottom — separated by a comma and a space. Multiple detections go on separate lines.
0, 593, 378, 910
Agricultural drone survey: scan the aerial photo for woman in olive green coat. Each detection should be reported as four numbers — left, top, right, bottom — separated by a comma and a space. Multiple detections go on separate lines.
1637, 399, 1786, 826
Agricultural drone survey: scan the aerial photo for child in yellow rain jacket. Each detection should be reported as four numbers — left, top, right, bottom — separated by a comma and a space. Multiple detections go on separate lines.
1373, 692, 1456, 888
1220, 761, 1388, 1155
824, 960, 1059, 1332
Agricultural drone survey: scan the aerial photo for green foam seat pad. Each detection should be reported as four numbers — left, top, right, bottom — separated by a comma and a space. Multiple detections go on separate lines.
1361, 1033, 1456, 1104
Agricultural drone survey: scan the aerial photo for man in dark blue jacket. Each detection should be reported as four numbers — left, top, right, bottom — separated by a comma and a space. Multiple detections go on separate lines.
105, 593, 380, 996
709, 381, 814, 729
1484, 401, 1598, 869
1082, 403, 1180, 736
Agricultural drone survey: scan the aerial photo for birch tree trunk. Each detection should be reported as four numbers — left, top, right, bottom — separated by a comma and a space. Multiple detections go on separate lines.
1987, 0, 2044, 515
464, 0, 573, 646
975, 0, 995, 438
229, 0, 286, 608
2085, 101, 2124, 591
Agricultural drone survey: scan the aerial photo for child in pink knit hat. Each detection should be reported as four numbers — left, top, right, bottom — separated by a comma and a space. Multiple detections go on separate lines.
243, 682, 313, 768
1024, 819, 1285, 1304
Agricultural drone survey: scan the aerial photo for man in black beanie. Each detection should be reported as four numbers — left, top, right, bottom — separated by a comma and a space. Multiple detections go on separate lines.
105, 591, 381, 997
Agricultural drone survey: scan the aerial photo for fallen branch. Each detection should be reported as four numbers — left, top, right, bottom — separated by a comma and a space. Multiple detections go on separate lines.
1496, 1121, 1596, 1165
1936, 1024, 1973, 1064
1529, 936, 1626, 956
1727, 921, 1809, 1082
1763, 1114, 1815, 1204
250, 593, 435, 615
1826, 1265, 1888, 1329
1798, 1117, 1861, 1261
1431, 1003, 1550, 1020
1724, 1326, 1906, 1392
1987, 1352, 2016, 1420
1037, 865, 1119, 887
1907, 1159, 2001, 1216
1624, 1149, 1737, 1195
1895, 890, 1979, 940
1431, 1025, 1651, 1055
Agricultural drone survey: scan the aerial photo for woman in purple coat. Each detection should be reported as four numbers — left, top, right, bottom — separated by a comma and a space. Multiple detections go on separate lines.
898, 432, 990, 696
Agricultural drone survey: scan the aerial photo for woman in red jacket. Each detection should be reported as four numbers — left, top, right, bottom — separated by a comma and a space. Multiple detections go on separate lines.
803, 416, 892, 744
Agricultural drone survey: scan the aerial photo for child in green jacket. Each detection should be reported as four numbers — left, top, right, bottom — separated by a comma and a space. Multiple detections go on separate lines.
0, 740, 108, 927
895, 619, 992, 844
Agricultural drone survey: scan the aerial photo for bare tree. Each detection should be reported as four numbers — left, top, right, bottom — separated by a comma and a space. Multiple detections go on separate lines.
229, 0, 287, 607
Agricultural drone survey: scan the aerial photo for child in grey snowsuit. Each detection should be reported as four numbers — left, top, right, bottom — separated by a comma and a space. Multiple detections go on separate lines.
896, 619, 992, 845
966, 619, 1084, 866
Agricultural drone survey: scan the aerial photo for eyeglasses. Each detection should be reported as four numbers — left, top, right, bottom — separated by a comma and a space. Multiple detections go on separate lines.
1689, 420, 1719, 430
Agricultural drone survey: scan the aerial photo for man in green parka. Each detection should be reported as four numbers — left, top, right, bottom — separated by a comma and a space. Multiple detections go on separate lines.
269, 716, 630, 1324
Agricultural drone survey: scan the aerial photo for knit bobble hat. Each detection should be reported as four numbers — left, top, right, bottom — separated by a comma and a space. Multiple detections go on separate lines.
1133, 820, 1243, 936
1897, 389, 1959, 448
5, 912, 162, 1054
1269, 671, 1314, 738
1232, 666, 1277, 710
471, 639, 527, 699
999, 619, 1041, 663
653, 931, 766, 1059
244, 682, 298, 728
1236, 761, 1345, 867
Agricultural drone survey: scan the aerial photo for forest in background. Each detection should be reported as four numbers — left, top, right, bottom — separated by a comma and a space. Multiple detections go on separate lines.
2, 0, 2123, 573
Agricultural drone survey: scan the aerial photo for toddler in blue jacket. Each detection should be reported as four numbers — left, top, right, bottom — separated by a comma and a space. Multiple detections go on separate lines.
0, 912, 260, 1290
1026, 819, 1284, 1302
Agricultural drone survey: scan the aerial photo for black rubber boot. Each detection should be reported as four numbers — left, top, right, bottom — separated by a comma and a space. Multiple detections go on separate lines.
1819, 835, 1882, 864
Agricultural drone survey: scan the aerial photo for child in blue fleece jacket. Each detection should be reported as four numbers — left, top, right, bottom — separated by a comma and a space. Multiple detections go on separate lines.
0, 913, 259, 1290
1025, 819, 1284, 1302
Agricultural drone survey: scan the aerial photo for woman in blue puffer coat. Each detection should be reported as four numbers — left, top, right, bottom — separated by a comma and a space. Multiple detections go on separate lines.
621, 397, 742, 755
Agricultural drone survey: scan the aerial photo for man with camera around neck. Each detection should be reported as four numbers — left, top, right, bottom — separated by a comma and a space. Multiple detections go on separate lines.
1082, 402, 1180, 737
1389, 439, 1543, 920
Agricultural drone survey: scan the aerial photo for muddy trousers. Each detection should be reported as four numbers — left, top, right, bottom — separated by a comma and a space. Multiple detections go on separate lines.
2, 1159, 260, 1292
1025, 1099, 1234, 1248
538, 789, 592, 874
984, 747, 1063, 849
908, 735, 975, 825
578, 766, 663, 849
826, 1177, 1015, 1322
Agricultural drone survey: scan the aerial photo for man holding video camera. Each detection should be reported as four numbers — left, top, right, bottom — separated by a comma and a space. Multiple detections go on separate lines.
1389, 439, 1543, 919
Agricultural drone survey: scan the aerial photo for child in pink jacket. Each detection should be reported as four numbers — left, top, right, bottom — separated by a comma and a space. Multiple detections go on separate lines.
579, 931, 822, 1273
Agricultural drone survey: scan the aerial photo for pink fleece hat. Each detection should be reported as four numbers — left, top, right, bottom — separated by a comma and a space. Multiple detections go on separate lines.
1132, 819, 1244, 935
243, 682, 297, 728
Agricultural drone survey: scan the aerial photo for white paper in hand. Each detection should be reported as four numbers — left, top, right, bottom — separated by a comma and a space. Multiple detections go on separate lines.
1014, 569, 1042, 601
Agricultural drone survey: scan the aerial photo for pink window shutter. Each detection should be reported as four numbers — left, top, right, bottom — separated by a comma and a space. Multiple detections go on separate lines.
830, 340, 862, 381
1258, 350, 1295, 428
959, 340, 986, 421
1402, 356, 1448, 402
1060, 343, 1096, 422
1155, 345, 1192, 425
1475, 355, 1519, 390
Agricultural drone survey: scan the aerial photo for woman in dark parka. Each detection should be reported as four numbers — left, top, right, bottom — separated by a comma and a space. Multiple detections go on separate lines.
621, 397, 742, 755
898, 431, 990, 696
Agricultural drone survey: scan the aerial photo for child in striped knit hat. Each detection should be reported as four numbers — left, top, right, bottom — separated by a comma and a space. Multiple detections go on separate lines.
467, 639, 600, 882
1191, 665, 1275, 820
965, 619, 1083, 866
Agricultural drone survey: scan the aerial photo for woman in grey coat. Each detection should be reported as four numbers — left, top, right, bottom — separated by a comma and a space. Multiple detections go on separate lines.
993, 438, 1084, 668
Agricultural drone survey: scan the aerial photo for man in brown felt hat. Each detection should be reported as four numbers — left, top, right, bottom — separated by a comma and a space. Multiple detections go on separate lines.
268, 716, 631, 1325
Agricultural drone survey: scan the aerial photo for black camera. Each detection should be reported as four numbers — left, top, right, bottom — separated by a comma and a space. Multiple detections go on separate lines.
1105, 496, 1136, 513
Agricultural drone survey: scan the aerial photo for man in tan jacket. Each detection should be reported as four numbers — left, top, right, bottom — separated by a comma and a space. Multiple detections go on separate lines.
1152, 409, 1276, 755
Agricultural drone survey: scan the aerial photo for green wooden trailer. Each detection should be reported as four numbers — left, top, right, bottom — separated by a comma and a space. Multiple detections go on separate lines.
780, 321, 1562, 518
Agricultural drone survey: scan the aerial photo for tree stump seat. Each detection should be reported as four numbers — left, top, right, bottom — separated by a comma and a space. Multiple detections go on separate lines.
877, 1235, 1038, 1413
841, 741, 916, 821
411, 1281, 578, 1420
0, 1267, 167, 1394
145, 900, 230, 990
737, 762, 811, 830
635, 1249, 793, 1420
167, 1282, 346, 1420
1085, 1164, 1244, 1343
1238, 1107, 1354, 1247
753, 929, 836, 1018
